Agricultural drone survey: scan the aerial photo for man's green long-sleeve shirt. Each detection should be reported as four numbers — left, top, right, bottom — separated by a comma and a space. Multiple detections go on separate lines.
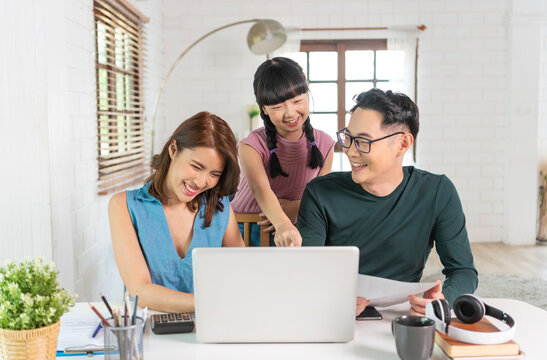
297, 166, 478, 305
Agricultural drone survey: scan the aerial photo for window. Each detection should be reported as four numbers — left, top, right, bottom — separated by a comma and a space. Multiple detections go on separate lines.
284, 40, 411, 170
94, 0, 148, 195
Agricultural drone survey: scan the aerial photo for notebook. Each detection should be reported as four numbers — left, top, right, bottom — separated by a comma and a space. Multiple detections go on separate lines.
192, 246, 359, 343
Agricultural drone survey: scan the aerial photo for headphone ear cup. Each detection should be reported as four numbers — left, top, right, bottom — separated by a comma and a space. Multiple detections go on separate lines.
432, 299, 451, 326
454, 294, 485, 324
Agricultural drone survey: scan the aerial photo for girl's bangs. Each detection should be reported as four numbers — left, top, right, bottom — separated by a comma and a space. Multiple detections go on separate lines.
257, 69, 308, 106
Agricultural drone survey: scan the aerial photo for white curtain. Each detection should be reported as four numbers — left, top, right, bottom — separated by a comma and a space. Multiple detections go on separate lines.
387, 29, 419, 102
387, 30, 419, 165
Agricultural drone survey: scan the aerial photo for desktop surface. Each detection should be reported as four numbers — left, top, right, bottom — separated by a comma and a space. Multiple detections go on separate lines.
59, 299, 547, 359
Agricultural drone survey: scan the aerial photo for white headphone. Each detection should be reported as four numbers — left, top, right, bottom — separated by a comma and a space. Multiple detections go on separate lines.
425, 294, 516, 345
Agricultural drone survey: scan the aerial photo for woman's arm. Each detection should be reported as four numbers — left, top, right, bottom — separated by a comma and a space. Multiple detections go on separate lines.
222, 206, 245, 247
239, 143, 301, 247
108, 192, 195, 313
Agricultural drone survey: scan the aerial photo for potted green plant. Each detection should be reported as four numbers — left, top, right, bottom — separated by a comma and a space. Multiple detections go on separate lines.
0, 258, 76, 360
247, 104, 261, 132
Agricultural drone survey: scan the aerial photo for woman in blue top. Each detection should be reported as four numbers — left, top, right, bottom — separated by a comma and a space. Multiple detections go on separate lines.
109, 112, 244, 313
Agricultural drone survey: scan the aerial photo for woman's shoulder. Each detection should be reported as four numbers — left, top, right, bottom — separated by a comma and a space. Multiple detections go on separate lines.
108, 191, 127, 212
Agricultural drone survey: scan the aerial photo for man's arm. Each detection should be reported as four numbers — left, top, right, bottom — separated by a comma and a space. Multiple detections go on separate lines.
296, 184, 328, 246
434, 176, 478, 306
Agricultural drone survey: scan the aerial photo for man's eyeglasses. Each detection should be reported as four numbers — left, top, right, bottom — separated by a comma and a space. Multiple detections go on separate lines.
336, 128, 405, 154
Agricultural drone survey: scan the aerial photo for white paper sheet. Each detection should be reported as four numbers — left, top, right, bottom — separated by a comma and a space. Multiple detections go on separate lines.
57, 310, 104, 352
357, 274, 439, 307
57, 307, 148, 353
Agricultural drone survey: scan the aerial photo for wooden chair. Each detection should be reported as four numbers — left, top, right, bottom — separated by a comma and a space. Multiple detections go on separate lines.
234, 213, 270, 247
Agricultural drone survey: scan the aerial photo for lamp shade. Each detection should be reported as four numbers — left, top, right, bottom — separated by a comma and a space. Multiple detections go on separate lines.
247, 19, 287, 55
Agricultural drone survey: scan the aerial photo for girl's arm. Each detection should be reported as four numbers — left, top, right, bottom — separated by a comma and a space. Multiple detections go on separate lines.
268, 145, 335, 225
108, 192, 195, 313
239, 143, 302, 247
222, 206, 245, 247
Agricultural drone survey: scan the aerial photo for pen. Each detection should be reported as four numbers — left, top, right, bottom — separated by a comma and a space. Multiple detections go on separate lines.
88, 303, 112, 327
131, 293, 139, 325
100, 292, 114, 317
91, 322, 102, 338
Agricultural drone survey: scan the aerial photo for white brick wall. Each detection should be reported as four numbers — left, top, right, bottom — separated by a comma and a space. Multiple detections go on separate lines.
0, 1, 53, 262
1, 0, 546, 302
541, 22, 547, 169
0, 0, 163, 302
159, 0, 545, 244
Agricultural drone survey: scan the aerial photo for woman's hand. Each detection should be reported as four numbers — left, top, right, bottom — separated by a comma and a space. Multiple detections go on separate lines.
257, 213, 275, 233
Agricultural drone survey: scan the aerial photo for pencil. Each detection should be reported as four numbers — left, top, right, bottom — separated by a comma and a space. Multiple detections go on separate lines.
100, 292, 114, 317
124, 302, 128, 326
112, 309, 119, 327
88, 303, 112, 327
117, 308, 122, 327
131, 293, 139, 325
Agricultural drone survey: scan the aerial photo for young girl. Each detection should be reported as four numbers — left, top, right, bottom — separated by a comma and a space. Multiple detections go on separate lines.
231, 57, 335, 247
108, 112, 244, 313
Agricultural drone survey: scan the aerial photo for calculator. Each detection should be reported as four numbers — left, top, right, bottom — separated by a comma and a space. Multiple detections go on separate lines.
150, 313, 195, 334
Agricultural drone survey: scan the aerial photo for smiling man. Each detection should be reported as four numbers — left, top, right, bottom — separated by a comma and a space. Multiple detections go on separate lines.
297, 89, 478, 316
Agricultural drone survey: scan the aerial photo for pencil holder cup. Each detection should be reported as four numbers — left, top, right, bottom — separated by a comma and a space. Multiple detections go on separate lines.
104, 316, 144, 360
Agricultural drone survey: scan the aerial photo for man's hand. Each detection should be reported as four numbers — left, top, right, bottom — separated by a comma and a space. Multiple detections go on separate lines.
408, 280, 444, 316
356, 297, 371, 316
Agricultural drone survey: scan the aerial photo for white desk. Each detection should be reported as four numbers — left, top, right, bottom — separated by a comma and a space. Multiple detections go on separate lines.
61, 299, 547, 359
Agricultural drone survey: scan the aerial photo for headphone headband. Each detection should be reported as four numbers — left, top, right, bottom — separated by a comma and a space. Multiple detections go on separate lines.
425, 295, 516, 345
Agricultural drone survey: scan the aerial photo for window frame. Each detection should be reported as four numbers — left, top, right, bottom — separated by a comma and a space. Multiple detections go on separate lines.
300, 39, 388, 151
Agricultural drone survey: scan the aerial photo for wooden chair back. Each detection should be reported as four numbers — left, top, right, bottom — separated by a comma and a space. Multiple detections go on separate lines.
234, 213, 270, 247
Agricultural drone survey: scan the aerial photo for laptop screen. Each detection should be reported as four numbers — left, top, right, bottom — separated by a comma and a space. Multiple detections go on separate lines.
192, 246, 359, 343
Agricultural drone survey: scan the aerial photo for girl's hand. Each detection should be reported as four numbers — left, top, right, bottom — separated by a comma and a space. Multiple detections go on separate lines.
273, 222, 302, 247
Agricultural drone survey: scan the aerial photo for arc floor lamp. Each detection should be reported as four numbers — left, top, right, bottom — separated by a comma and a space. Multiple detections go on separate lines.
149, 19, 287, 158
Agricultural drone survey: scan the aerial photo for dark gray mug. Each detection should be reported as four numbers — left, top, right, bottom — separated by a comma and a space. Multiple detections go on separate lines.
391, 315, 435, 360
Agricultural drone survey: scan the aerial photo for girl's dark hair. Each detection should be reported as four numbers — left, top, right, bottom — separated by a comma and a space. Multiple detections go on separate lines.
350, 89, 419, 140
145, 112, 240, 227
253, 57, 324, 178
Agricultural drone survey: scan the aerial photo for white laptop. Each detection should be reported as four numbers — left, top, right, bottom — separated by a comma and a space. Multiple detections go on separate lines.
192, 246, 359, 343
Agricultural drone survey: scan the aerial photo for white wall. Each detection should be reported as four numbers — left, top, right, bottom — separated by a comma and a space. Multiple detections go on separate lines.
0, 0, 163, 302
160, 0, 547, 245
541, 21, 547, 170
0, 1, 54, 265
1, 0, 546, 302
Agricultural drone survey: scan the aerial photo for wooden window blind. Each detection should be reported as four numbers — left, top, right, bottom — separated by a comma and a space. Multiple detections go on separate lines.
94, 0, 149, 195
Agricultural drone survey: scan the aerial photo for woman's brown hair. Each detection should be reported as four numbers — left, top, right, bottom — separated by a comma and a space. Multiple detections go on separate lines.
145, 111, 240, 227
